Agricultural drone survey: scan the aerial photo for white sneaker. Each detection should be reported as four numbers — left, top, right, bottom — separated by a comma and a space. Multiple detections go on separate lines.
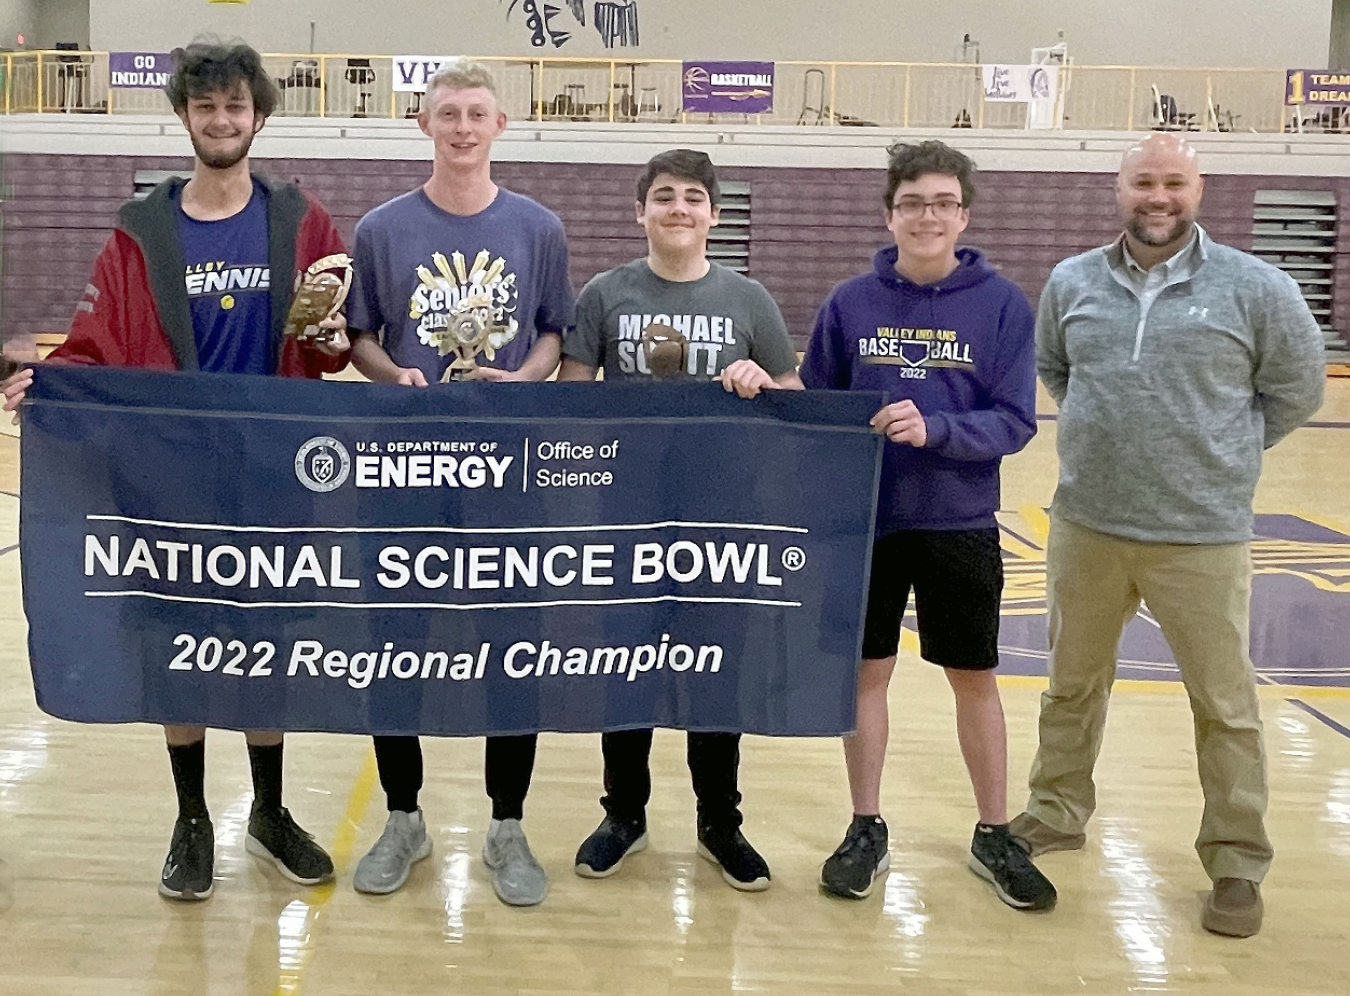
482, 818, 548, 906
354, 809, 431, 895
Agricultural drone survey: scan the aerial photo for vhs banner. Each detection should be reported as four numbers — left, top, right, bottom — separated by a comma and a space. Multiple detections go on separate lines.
21, 367, 882, 737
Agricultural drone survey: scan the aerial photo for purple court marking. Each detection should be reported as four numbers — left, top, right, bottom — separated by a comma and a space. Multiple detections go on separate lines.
998, 513, 1350, 689
998, 521, 1042, 552
0, 491, 16, 499
1288, 698, 1350, 741
0, 544, 16, 558
1036, 414, 1350, 430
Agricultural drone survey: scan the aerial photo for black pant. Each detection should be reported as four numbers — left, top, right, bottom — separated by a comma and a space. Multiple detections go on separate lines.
601, 729, 742, 830
373, 734, 537, 821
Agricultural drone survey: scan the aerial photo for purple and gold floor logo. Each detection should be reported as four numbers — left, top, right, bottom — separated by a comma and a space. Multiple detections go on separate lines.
993, 510, 1350, 689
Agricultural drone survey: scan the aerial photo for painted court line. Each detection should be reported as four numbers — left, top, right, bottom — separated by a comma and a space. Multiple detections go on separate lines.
271, 748, 378, 996
0, 544, 16, 558
997, 521, 1043, 553
999, 673, 1350, 699
1288, 698, 1350, 741
1257, 672, 1350, 741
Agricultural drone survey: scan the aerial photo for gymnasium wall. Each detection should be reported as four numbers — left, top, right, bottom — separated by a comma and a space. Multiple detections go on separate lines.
0, 0, 36, 49
0, 0, 89, 50
85, 0, 1333, 69
6, 147, 1350, 349
35, 0, 91, 51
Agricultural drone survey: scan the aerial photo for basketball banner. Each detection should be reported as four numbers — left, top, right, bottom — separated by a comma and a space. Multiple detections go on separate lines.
681, 61, 775, 114
20, 366, 882, 737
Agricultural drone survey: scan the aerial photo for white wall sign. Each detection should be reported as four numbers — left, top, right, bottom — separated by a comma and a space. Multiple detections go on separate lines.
393, 55, 455, 92
981, 64, 1058, 103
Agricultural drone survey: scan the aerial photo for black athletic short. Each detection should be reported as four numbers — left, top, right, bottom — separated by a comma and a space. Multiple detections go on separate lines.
860, 528, 1003, 669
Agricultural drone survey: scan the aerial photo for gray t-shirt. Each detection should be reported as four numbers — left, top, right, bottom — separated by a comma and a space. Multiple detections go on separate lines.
347, 187, 576, 383
564, 259, 797, 381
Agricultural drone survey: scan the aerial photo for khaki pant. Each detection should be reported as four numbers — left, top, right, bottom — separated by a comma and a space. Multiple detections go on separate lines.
1026, 515, 1272, 882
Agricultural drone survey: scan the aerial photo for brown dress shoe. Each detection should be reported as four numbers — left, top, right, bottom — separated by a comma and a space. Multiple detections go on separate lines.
1202, 878, 1263, 937
1008, 812, 1087, 857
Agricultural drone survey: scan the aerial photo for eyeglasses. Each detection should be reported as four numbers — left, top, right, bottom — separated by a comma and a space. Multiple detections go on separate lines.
891, 198, 964, 220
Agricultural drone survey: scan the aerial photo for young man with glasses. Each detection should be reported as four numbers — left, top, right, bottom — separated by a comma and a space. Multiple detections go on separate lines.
801, 141, 1056, 911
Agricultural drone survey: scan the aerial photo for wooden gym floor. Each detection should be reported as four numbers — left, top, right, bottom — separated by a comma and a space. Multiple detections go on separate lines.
1, 384, 1349, 996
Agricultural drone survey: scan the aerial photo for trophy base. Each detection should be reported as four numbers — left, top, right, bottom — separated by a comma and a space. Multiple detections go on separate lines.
442, 363, 478, 383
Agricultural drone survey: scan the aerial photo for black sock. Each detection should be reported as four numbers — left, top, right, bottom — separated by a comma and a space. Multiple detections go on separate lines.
375, 736, 423, 813
486, 734, 535, 822
977, 822, 1010, 832
168, 741, 208, 820
247, 742, 284, 813
853, 813, 883, 823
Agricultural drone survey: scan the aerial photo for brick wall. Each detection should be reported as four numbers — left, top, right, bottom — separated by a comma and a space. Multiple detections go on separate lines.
4, 153, 1350, 347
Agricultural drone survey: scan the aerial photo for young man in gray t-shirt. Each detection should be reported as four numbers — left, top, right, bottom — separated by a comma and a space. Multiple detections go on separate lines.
559, 149, 801, 891
564, 252, 796, 382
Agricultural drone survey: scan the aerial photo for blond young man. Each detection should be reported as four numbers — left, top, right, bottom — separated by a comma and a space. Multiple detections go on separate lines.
345, 61, 576, 907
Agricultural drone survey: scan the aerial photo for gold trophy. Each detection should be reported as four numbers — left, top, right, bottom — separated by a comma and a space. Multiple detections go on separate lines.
283, 253, 353, 343
640, 322, 689, 379
409, 251, 522, 381
439, 309, 508, 382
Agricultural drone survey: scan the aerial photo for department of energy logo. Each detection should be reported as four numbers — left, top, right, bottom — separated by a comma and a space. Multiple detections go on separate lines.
295, 437, 352, 493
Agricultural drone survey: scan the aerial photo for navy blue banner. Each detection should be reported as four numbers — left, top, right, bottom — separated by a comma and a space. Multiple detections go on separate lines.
21, 366, 883, 736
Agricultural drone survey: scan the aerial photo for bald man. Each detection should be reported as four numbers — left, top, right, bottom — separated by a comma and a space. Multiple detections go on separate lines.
1013, 134, 1325, 937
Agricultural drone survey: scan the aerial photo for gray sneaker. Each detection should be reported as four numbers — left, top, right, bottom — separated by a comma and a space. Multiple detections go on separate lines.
354, 809, 431, 895
482, 818, 548, 906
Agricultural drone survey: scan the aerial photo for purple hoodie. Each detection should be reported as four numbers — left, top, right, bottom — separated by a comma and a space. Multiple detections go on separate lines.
801, 245, 1036, 535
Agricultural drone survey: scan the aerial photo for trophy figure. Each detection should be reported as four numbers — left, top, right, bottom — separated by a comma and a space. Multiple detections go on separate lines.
640, 322, 689, 380
439, 310, 510, 382
283, 253, 353, 343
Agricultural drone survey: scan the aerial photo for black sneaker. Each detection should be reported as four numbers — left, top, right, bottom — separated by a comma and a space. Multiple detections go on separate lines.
968, 822, 1057, 911
697, 824, 771, 892
245, 806, 334, 886
820, 815, 889, 899
575, 816, 648, 878
160, 815, 215, 901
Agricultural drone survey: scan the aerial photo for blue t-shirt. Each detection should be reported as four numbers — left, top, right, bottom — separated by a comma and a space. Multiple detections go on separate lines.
175, 180, 273, 375
347, 187, 576, 382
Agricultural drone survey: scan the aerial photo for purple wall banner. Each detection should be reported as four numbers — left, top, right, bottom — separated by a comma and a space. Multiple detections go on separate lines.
1285, 69, 1350, 105
682, 61, 774, 114
109, 52, 173, 89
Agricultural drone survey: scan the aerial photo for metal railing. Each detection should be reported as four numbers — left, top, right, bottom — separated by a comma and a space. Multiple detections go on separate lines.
0, 52, 1327, 134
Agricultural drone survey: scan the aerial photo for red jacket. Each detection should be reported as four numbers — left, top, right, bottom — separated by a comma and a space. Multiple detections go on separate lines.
51, 173, 349, 378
